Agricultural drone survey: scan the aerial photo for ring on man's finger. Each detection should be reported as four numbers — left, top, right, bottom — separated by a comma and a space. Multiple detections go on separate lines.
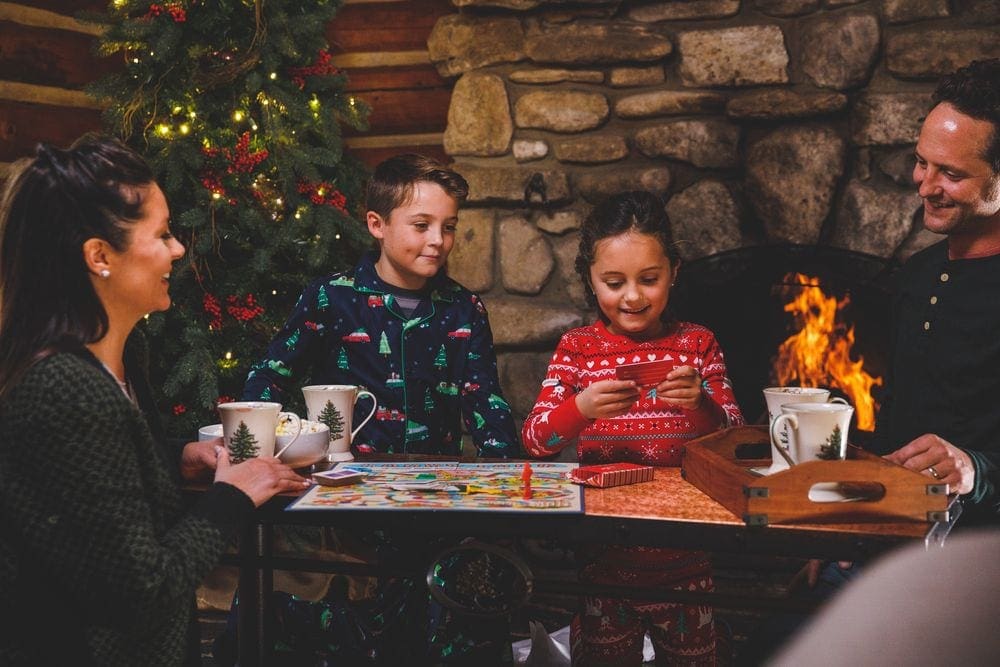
926, 465, 941, 479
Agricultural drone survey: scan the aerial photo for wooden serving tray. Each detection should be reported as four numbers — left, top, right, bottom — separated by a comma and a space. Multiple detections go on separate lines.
681, 426, 951, 526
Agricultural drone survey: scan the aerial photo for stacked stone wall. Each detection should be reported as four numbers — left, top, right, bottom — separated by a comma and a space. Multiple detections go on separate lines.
427, 0, 1000, 423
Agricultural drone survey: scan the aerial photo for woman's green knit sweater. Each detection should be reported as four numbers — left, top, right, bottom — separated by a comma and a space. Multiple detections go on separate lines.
0, 347, 253, 665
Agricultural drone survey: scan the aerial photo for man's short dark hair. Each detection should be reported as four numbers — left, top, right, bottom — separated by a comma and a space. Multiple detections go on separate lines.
365, 154, 468, 220
932, 58, 1000, 173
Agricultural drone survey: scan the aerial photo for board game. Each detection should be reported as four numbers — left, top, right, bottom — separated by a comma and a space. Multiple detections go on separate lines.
287, 461, 582, 513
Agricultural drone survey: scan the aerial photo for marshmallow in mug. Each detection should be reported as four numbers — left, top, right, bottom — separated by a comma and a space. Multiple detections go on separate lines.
762, 386, 837, 422
217, 401, 301, 462
762, 387, 848, 473
770, 402, 855, 468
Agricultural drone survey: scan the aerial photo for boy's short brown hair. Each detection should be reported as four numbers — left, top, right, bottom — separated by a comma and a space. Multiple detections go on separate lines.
365, 153, 469, 220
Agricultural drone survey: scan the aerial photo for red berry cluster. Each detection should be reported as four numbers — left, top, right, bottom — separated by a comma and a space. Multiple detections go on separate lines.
204, 132, 268, 175
215, 395, 235, 410
297, 180, 348, 213
226, 293, 264, 322
147, 3, 186, 22
203, 293, 223, 330
200, 172, 226, 199
228, 132, 268, 174
172, 404, 187, 416
287, 50, 340, 89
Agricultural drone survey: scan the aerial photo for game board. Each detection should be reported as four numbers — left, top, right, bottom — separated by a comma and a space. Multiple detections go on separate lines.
287, 461, 582, 513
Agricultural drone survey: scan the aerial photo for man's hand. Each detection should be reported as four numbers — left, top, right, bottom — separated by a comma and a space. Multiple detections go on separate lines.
884, 433, 975, 494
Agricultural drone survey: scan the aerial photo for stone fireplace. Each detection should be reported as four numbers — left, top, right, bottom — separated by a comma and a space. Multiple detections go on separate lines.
423, 0, 999, 428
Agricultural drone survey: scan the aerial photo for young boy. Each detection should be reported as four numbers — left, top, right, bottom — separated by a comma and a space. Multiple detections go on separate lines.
243, 154, 518, 457
222, 156, 519, 665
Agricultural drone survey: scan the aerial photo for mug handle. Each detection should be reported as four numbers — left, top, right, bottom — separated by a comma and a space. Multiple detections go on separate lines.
273, 412, 302, 459
769, 414, 798, 468
829, 397, 849, 405
351, 390, 378, 441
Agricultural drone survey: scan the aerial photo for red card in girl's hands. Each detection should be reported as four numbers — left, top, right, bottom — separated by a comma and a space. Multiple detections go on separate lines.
615, 359, 675, 386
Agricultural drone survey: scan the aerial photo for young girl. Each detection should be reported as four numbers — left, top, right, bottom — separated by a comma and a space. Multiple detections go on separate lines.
522, 191, 743, 666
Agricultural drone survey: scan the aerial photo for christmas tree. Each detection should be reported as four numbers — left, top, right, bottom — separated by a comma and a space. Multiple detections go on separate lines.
818, 425, 844, 460
318, 399, 345, 441
228, 420, 259, 463
86, 0, 370, 436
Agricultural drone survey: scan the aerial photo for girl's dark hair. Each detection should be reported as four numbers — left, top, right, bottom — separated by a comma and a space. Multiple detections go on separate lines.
0, 133, 155, 396
365, 153, 468, 220
575, 190, 680, 310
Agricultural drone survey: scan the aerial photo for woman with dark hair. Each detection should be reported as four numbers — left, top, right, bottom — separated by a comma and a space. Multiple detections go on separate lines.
0, 133, 309, 666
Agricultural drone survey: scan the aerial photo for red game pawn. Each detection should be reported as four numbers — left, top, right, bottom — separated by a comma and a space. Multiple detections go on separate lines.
521, 461, 533, 500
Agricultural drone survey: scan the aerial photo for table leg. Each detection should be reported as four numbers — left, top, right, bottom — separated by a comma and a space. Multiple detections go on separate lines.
237, 521, 273, 667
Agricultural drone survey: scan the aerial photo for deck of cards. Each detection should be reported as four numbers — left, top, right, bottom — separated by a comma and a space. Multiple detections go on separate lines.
615, 359, 675, 387
569, 463, 654, 488
311, 468, 368, 487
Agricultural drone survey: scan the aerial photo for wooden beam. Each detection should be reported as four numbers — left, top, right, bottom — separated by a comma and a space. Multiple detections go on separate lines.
331, 51, 430, 69
329, 0, 451, 52
0, 21, 118, 89
345, 65, 448, 94
347, 144, 449, 170
346, 87, 450, 136
0, 80, 103, 109
345, 132, 443, 149
0, 2, 103, 36
0, 99, 103, 161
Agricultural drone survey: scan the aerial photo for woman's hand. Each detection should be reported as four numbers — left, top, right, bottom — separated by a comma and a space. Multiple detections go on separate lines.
213, 447, 311, 506
180, 438, 221, 481
575, 379, 640, 420
655, 365, 704, 410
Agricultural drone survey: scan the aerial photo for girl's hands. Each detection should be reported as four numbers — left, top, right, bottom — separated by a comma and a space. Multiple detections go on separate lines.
213, 446, 311, 507
575, 379, 640, 419
655, 365, 704, 410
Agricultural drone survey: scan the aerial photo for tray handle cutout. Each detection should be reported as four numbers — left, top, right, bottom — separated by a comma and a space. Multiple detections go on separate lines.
807, 481, 885, 504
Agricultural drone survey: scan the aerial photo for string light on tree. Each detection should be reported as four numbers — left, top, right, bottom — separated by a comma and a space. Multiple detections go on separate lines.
218, 351, 239, 371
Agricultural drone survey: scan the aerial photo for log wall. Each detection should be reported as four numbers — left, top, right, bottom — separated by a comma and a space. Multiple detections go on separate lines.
0, 0, 452, 174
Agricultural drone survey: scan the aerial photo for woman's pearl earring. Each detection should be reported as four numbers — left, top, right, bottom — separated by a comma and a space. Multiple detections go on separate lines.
99, 269, 110, 279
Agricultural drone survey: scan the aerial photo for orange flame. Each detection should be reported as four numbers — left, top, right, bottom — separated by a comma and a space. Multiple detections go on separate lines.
772, 273, 883, 430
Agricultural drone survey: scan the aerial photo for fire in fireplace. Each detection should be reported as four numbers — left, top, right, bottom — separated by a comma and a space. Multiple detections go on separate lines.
772, 273, 883, 431
670, 246, 893, 437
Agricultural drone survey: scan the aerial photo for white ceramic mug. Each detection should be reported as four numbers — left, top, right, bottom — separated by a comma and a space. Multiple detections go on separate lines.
770, 402, 855, 468
301, 385, 377, 462
217, 401, 301, 462
763, 387, 848, 473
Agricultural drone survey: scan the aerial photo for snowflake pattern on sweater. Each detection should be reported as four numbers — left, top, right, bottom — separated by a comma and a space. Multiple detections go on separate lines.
522, 320, 743, 465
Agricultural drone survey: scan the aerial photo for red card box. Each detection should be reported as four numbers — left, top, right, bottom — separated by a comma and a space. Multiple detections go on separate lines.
615, 359, 675, 386
569, 463, 655, 488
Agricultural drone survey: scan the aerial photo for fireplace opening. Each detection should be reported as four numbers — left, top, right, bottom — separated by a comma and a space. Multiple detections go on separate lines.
670, 245, 894, 442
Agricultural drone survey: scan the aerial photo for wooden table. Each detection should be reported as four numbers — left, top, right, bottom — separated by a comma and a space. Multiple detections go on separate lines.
212, 462, 957, 667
